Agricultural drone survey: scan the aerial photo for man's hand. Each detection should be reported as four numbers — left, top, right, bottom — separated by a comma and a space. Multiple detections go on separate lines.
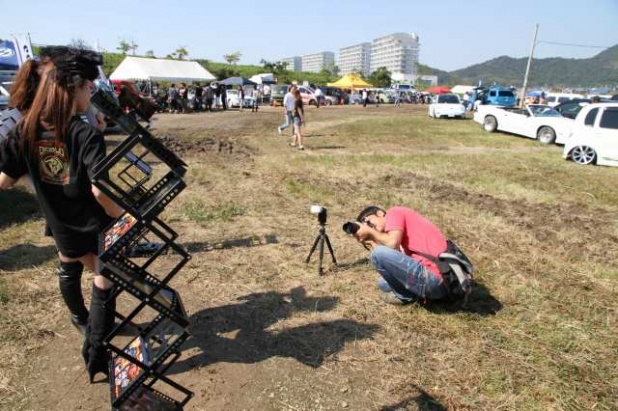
354, 224, 373, 242
354, 223, 402, 250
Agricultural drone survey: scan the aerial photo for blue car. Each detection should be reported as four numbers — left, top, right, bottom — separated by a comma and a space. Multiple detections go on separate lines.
471, 86, 517, 109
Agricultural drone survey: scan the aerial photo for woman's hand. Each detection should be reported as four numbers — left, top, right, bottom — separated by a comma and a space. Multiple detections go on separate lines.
95, 113, 106, 132
0, 172, 17, 190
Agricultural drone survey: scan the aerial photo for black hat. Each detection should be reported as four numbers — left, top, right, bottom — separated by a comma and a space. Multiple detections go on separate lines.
47, 47, 103, 87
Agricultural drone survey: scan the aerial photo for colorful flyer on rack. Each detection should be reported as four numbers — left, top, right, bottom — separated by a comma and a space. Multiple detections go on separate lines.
112, 337, 150, 400
104, 213, 138, 251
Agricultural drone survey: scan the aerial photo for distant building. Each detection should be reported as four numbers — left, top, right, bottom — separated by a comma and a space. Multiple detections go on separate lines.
301, 51, 335, 73
280, 56, 302, 72
339, 42, 372, 77
370, 33, 420, 78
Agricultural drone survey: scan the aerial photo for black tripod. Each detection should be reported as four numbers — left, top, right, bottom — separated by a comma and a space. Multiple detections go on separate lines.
306, 218, 337, 275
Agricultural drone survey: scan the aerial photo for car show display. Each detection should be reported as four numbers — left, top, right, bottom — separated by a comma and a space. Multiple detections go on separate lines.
474, 104, 572, 144
90, 89, 194, 410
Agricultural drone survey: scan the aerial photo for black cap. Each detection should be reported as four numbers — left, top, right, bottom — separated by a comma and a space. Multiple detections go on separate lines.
47, 47, 103, 87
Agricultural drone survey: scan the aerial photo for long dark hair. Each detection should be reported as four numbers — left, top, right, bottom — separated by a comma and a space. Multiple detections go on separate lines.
9, 60, 42, 112
18, 65, 81, 151
293, 89, 303, 108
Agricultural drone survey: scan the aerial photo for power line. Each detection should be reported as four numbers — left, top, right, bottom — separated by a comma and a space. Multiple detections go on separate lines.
536, 40, 610, 49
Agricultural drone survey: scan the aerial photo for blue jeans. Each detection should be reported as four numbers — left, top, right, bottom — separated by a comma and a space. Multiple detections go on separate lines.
279, 111, 294, 135
371, 246, 446, 302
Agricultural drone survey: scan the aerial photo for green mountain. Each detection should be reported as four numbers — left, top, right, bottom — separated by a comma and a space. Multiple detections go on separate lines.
447, 45, 618, 87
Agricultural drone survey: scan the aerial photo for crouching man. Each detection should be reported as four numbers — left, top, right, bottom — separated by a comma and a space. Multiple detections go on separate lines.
352, 205, 448, 305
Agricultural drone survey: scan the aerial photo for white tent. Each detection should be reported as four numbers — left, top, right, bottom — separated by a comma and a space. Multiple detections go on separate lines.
110, 56, 215, 83
249, 73, 275, 84
451, 85, 475, 95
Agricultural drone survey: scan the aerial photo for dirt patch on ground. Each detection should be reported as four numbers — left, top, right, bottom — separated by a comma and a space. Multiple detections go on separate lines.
155, 134, 256, 158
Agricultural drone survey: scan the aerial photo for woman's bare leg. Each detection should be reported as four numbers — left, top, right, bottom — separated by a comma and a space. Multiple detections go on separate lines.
58, 252, 113, 290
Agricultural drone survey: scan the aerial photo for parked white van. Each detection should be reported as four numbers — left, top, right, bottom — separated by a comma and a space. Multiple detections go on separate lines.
545, 93, 584, 107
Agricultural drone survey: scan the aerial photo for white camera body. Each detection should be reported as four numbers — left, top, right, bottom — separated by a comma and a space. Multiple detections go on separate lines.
310, 205, 324, 215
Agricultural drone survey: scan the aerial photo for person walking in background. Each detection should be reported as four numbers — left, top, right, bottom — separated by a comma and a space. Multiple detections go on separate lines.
222, 86, 228, 110
375, 91, 380, 108
291, 89, 305, 150
278, 85, 296, 137
167, 83, 179, 113
362, 88, 369, 108
238, 85, 245, 112
215, 83, 222, 109
194, 83, 203, 112
204, 84, 214, 112
314, 86, 324, 108
394, 91, 402, 108
252, 86, 260, 112
178, 83, 188, 113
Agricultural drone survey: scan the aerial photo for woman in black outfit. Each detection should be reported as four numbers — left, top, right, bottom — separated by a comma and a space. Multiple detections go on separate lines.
0, 48, 123, 382
3, 47, 93, 336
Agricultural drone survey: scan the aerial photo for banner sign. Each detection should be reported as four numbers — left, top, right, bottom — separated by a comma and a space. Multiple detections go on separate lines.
0, 40, 20, 70
12, 34, 34, 65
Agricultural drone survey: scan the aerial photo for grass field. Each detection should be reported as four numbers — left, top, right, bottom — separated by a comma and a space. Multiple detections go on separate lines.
1, 104, 617, 410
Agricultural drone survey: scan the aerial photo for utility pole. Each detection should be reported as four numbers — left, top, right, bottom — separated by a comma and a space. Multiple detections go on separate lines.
520, 24, 539, 107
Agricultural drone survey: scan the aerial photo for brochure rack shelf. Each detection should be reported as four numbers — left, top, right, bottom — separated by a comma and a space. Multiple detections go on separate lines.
91, 90, 193, 410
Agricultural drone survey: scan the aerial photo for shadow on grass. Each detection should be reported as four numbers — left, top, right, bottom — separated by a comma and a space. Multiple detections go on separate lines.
0, 244, 57, 271
181, 234, 278, 253
331, 257, 370, 272
169, 286, 379, 375
380, 386, 447, 411
0, 188, 41, 230
425, 282, 502, 317
310, 145, 346, 150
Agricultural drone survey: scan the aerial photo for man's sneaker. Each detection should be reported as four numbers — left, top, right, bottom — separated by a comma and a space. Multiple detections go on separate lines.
277, 127, 282, 135
379, 291, 406, 306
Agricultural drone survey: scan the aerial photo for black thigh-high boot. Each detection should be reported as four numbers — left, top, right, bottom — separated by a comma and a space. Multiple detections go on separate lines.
58, 261, 89, 335
83, 284, 116, 383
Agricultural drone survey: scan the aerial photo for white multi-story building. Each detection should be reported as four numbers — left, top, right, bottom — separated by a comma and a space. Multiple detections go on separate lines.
301, 51, 335, 73
370, 33, 420, 79
280, 56, 302, 72
338, 42, 372, 76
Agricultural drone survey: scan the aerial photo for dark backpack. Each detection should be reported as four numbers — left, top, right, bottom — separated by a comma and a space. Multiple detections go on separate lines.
409, 240, 474, 305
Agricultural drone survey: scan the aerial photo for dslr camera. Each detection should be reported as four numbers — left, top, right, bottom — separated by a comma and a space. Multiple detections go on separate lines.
342, 221, 360, 235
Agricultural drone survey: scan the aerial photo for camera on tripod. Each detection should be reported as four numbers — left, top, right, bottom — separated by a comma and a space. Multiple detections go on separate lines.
310, 205, 328, 225
306, 205, 337, 275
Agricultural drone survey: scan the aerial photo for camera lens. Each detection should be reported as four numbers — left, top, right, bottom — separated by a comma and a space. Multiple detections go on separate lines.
342, 222, 359, 235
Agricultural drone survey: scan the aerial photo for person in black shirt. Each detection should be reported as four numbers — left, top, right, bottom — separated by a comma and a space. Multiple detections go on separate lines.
0, 48, 123, 383
1, 49, 96, 337
194, 83, 203, 112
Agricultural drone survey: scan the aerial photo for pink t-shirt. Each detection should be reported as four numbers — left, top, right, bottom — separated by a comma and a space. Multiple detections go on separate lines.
384, 207, 447, 279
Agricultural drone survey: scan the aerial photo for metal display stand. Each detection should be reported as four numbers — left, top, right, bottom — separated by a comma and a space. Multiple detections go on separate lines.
91, 90, 193, 411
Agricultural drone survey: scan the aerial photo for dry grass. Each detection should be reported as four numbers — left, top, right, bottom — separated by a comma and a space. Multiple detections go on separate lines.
0, 105, 617, 410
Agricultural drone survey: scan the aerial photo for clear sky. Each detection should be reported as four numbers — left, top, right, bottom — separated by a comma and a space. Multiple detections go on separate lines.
4, 0, 618, 71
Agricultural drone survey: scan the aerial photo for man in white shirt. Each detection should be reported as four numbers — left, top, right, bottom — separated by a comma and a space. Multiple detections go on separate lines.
278, 85, 297, 136
314, 87, 324, 108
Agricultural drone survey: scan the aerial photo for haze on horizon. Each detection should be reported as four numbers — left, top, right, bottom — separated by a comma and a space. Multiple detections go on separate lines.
4, 0, 618, 71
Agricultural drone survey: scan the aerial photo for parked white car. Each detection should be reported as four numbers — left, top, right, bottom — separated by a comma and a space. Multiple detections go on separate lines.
545, 93, 584, 108
428, 94, 465, 118
562, 103, 618, 167
226, 89, 254, 108
474, 104, 572, 144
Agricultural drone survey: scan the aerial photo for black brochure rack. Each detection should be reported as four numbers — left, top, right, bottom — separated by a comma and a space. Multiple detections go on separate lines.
91, 90, 193, 410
